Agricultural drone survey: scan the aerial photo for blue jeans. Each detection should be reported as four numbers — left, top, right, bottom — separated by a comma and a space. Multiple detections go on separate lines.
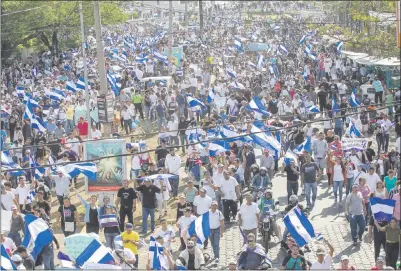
350, 214, 365, 242
170, 136, 179, 147
364, 202, 371, 225
180, 135, 188, 152
142, 207, 155, 233
104, 232, 120, 250
7, 232, 21, 247
66, 119, 75, 134
209, 228, 221, 258
345, 177, 353, 196
382, 134, 390, 152
42, 243, 55, 270
178, 107, 185, 118
168, 175, 179, 197
333, 181, 343, 202
215, 191, 224, 214
304, 182, 317, 207
157, 117, 167, 132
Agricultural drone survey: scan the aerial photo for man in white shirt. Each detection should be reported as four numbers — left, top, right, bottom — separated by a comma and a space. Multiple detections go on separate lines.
208, 201, 224, 262
212, 164, 225, 210
90, 125, 102, 139
310, 240, 334, 270
1, 184, 18, 211
112, 247, 136, 270
396, 136, 400, 154
130, 154, 141, 179
165, 148, 181, 198
167, 117, 179, 146
193, 188, 212, 216
52, 170, 71, 205
238, 193, 260, 237
365, 167, 381, 192
15, 176, 31, 212
219, 170, 240, 223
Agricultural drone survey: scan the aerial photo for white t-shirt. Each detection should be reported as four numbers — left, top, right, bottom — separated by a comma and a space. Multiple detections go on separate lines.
311, 255, 332, 270
90, 129, 102, 139
15, 185, 30, 205
1, 191, 15, 210
200, 179, 215, 199
2, 237, 17, 251
209, 209, 224, 229
177, 215, 197, 237
220, 177, 239, 200
156, 226, 175, 251
238, 202, 260, 230
193, 195, 212, 215
113, 248, 136, 270
131, 155, 141, 170
365, 173, 381, 192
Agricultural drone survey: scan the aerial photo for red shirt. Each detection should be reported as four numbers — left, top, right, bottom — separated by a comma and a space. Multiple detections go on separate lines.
77, 121, 88, 136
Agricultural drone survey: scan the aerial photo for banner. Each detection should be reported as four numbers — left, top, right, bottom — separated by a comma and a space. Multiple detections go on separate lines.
341, 138, 368, 152
65, 233, 99, 259
164, 46, 184, 67
246, 43, 269, 52
83, 139, 126, 192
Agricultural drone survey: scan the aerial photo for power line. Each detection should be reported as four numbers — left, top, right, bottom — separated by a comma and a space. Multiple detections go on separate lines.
2, 103, 398, 173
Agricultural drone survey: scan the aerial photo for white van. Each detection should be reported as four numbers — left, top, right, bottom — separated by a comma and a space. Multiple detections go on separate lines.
360, 83, 375, 100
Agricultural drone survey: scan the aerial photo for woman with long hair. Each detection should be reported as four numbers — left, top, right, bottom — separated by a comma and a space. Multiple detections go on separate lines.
329, 156, 346, 205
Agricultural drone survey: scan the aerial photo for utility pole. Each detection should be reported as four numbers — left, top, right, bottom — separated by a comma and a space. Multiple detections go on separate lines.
0, 0, 3, 179
79, 1, 91, 138
93, 1, 112, 136
185, 1, 189, 40
167, 0, 173, 75
199, 0, 203, 31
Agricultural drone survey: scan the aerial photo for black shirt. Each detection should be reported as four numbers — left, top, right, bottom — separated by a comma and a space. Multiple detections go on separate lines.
117, 187, 137, 208
136, 185, 161, 209
36, 200, 51, 216
58, 204, 77, 226
317, 90, 327, 105
187, 252, 196, 270
365, 148, 375, 162
284, 165, 300, 182
369, 216, 387, 236
155, 146, 169, 161
48, 140, 61, 156
89, 207, 99, 225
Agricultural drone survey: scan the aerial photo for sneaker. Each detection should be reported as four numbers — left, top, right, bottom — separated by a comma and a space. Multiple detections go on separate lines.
215, 258, 219, 263
353, 241, 358, 246
358, 235, 362, 242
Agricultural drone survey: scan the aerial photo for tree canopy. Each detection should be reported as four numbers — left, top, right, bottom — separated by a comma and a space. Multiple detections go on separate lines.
1, 1, 129, 60
314, 1, 398, 57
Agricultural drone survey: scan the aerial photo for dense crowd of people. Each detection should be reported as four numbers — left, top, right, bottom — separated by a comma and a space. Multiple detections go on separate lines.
1, 1, 400, 270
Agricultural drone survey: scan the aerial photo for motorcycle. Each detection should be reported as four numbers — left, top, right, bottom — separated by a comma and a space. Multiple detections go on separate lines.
261, 202, 280, 252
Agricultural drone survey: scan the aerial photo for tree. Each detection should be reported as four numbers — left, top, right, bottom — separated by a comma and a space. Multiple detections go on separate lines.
315, 1, 398, 57
1, 1, 128, 60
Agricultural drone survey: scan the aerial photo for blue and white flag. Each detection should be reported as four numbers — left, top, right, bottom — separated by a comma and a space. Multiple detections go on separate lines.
284, 206, 315, 247
279, 44, 289, 55
370, 197, 396, 222
315, 233, 323, 241
234, 37, 243, 53
136, 55, 149, 63
349, 123, 362, 138
188, 212, 211, 244
306, 105, 320, 113
332, 96, 340, 113
247, 96, 270, 117
60, 162, 97, 180
349, 90, 360, 107
66, 81, 77, 93
21, 214, 54, 260
226, 68, 237, 79
220, 125, 252, 143
257, 54, 265, 69
207, 88, 215, 103
187, 96, 206, 110
76, 77, 86, 90
149, 236, 168, 270
75, 239, 114, 267
304, 46, 316, 60
107, 71, 122, 96
299, 35, 307, 45
250, 124, 281, 154
34, 165, 46, 180
336, 41, 344, 53
23, 99, 35, 120
153, 51, 167, 62
57, 251, 75, 269
294, 137, 312, 154
99, 214, 119, 228
1, 151, 22, 176
284, 150, 298, 166
200, 140, 229, 157
1, 245, 17, 270
31, 116, 47, 133
248, 62, 257, 69
16, 86, 25, 98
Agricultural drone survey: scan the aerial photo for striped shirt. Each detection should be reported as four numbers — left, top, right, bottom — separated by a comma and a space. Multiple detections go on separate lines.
372, 80, 384, 93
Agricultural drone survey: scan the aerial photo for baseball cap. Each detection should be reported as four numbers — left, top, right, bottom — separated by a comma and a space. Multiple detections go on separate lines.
199, 188, 206, 193
341, 255, 349, 261
316, 247, 325, 255
11, 254, 22, 262
11, 205, 17, 210
126, 223, 133, 229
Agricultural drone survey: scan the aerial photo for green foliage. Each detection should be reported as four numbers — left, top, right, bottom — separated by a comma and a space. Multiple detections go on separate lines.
317, 1, 398, 58
1, 1, 128, 59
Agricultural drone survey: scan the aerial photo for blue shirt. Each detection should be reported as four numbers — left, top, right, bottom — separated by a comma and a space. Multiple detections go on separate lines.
155, 104, 166, 117
334, 118, 342, 129
372, 80, 384, 93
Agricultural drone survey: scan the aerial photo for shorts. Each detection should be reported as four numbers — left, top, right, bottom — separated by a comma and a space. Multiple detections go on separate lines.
315, 158, 326, 169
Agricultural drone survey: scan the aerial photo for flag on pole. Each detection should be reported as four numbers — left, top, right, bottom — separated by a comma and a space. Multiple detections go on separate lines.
370, 197, 396, 222
284, 206, 316, 247
187, 212, 211, 244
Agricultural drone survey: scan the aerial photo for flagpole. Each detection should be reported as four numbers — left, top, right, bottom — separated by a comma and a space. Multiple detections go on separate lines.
79, 1, 92, 139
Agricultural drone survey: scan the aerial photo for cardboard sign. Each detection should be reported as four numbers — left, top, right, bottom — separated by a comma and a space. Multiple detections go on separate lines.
342, 138, 368, 151
64, 233, 99, 259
